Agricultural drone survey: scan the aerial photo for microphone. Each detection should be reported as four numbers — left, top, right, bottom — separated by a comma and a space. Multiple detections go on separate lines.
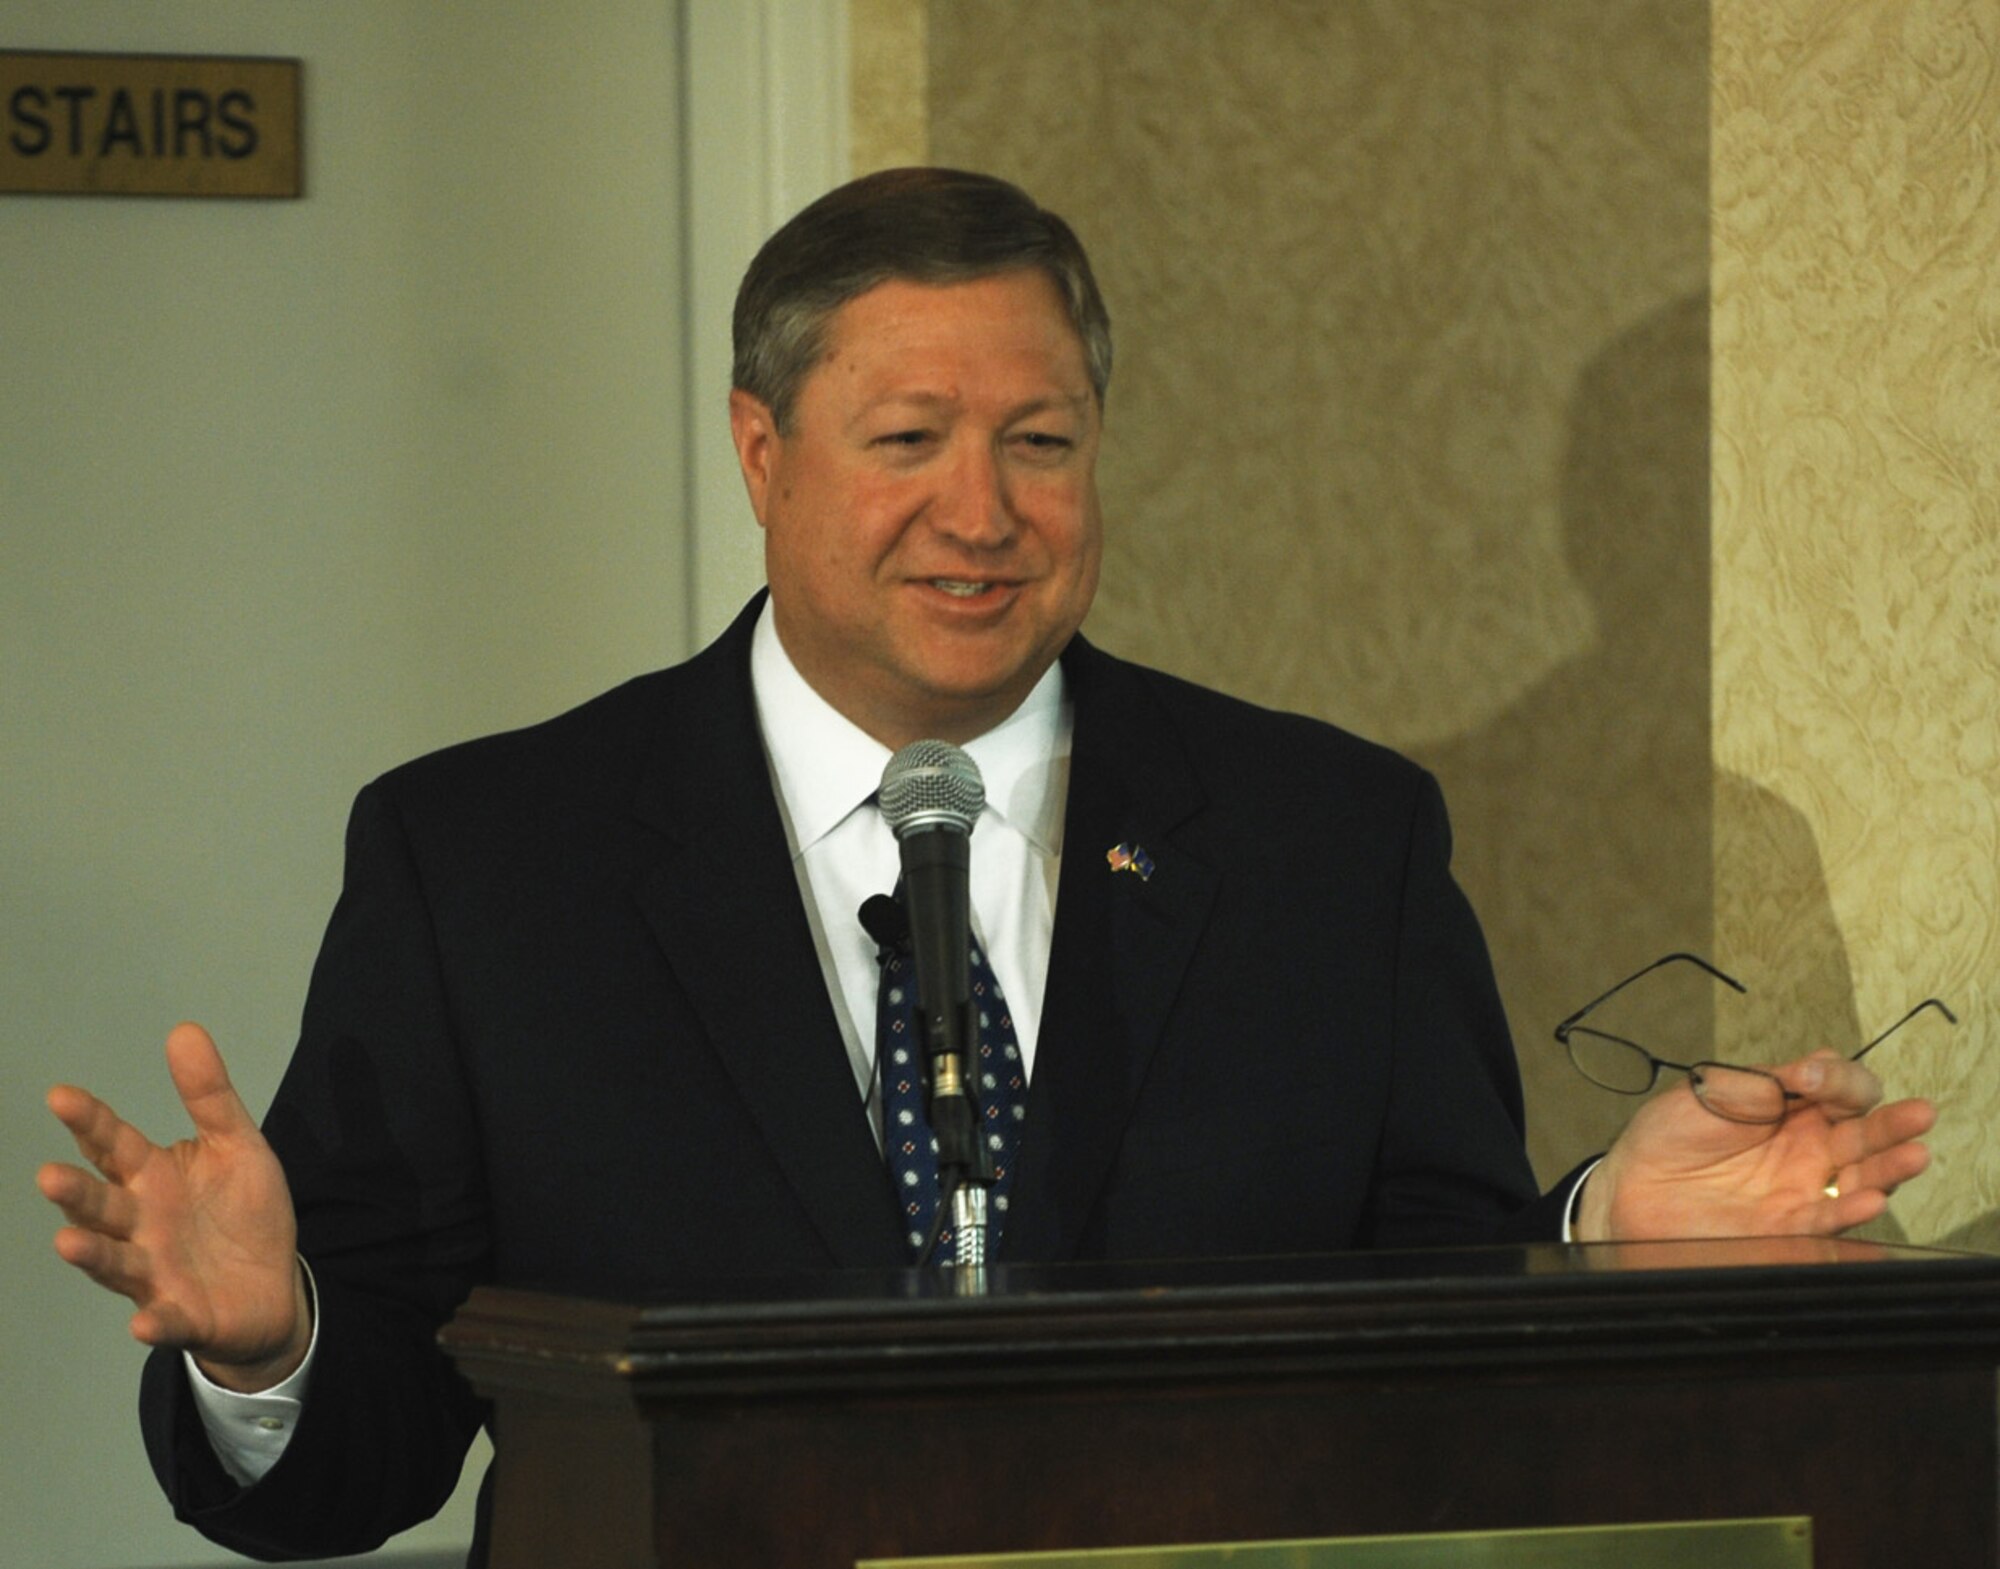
878, 740, 993, 1264
857, 892, 908, 960
878, 740, 985, 1069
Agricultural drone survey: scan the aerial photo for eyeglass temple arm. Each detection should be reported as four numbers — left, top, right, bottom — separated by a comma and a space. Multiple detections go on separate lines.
1554, 952, 1748, 1041
1852, 997, 1959, 1061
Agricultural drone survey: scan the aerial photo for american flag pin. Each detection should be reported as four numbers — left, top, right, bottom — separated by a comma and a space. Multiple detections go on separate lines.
1106, 842, 1155, 881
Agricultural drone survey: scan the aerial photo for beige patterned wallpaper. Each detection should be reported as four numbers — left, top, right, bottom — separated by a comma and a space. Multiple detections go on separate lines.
851, 0, 928, 172
1713, 0, 1999, 1248
852, 0, 1996, 1240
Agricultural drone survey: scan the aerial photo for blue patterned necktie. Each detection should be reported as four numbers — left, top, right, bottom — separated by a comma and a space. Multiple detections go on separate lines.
874, 921, 1028, 1263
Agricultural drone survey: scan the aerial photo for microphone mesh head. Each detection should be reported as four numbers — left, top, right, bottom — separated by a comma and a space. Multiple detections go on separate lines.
879, 739, 984, 838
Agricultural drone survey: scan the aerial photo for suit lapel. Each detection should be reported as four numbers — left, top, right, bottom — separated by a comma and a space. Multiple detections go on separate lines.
627, 601, 905, 1269
1003, 637, 1217, 1261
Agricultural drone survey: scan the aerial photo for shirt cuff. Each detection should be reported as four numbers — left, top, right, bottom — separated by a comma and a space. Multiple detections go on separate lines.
1560, 1157, 1605, 1243
183, 1257, 319, 1488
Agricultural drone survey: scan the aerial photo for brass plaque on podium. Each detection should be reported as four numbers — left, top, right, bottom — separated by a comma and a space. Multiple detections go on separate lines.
862, 1517, 1812, 1568
0, 50, 301, 197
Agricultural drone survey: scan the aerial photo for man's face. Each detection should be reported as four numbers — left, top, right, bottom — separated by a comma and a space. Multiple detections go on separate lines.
730, 270, 1102, 749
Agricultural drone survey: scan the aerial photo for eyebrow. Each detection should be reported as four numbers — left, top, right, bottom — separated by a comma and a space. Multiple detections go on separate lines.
853, 389, 1094, 423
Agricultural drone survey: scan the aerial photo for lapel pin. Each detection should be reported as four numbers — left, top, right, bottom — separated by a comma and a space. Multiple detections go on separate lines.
1106, 842, 1155, 881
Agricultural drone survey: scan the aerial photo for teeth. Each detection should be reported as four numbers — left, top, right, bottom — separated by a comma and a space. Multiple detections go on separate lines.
932, 580, 989, 597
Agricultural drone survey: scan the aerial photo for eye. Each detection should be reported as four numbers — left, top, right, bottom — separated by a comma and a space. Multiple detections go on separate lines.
873, 428, 934, 449
1011, 430, 1075, 462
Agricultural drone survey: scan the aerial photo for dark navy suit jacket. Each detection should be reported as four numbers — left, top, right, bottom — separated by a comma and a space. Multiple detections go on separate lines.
141, 596, 1569, 1561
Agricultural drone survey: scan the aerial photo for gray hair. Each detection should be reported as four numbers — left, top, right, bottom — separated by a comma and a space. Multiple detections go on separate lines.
732, 167, 1112, 432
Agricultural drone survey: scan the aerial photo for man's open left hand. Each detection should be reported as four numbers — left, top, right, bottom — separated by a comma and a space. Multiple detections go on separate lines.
1573, 1049, 1936, 1243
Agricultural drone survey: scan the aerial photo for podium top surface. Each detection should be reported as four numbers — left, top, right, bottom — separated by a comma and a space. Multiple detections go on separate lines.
440, 1239, 2000, 1402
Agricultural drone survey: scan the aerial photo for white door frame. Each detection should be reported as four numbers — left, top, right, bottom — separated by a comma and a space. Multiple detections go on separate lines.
681, 0, 850, 650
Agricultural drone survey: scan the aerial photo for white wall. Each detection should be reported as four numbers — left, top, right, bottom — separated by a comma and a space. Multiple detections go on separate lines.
2, 3, 688, 1564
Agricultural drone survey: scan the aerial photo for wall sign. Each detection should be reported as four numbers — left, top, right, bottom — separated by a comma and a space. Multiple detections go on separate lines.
0, 49, 300, 198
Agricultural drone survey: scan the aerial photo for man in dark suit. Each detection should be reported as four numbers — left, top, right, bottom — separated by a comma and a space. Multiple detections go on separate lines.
40, 169, 1935, 1564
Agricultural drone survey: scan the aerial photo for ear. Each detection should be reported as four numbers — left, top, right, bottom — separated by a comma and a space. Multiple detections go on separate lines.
728, 389, 781, 529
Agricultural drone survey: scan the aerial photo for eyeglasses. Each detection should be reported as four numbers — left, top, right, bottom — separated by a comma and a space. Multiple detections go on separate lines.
1553, 952, 1957, 1125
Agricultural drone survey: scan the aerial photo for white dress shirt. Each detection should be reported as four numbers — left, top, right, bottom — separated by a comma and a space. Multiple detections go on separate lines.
183, 1261, 318, 1485
749, 601, 1071, 1139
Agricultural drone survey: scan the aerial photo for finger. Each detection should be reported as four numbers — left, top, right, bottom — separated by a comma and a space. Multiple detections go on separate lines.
52, 1225, 156, 1301
36, 1159, 91, 1207
49, 1228, 204, 1349
1775, 1052, 1883, 1118
128, 1303, 200, 1350
45, 1083, 160, 1185
163, 1023, 259, 1141
1816, 1186, 1889, 1232
1826, 1096, 1937, 1169
1878, 1094, 1939, 1139
1836, 1138, 1931, 1199
36, 1161, 141, 1239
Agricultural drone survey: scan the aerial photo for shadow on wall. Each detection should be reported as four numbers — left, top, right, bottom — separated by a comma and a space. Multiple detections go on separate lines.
1938, 1209, 2000, 1254
1412, 293, 1878, 1203
1713, 771, 1936, 1248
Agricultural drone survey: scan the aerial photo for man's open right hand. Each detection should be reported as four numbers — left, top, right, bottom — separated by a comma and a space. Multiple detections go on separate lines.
39, 1022, 311, 1393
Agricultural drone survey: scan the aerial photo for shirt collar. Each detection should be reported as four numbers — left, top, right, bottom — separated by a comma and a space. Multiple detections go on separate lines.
749, 600, 1070, 856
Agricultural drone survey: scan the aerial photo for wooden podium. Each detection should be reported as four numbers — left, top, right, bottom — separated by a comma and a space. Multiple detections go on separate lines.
440, 1238, 2000, 1568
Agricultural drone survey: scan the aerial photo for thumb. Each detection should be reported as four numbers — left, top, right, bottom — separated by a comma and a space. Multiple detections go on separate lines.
164, 1022, 260, 1140
1773, 1048, 1881, 1119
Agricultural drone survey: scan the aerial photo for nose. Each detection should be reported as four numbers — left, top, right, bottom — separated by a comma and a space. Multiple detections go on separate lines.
928, 438, 1014, 549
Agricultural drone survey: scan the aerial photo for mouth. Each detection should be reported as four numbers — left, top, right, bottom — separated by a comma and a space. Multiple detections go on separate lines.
930, 579, 995, 599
